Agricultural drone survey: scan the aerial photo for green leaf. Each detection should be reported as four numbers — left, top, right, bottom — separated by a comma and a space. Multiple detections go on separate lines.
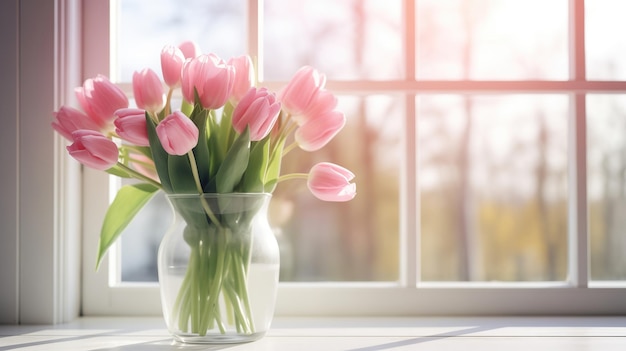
264, 138, 285, 192
241, 137, 270, 192
219, 102, 237, 153
168, 154, 198, 194
181, 99, 193, 116
106, 164, 131, 178
216, 127, 251, 193
189, 107, 211, 188
146, 114, 173, 192
207, 112, 224, 175
96, 183, 159, 270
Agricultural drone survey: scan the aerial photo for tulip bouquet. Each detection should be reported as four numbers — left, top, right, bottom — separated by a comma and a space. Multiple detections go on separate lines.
52, 41, 355, 336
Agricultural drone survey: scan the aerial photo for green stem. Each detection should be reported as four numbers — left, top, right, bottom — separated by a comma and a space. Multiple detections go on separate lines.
281, 141, 298, 157
276, 112, 295, 139
164, 87, 174, 116
235, 250, 255, 333
277, 172, 308, 183
187, 151, 222, 228
204, 227, 228, 331
269, 112, 295, 156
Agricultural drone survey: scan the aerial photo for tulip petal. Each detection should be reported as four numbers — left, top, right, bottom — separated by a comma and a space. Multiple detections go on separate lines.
307, 162, 356, 202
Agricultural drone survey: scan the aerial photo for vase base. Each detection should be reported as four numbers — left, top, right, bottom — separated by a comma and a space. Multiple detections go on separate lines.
172, 331, 267, 344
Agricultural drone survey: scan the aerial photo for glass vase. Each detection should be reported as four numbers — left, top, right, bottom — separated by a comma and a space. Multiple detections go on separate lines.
157, 193, 279, 344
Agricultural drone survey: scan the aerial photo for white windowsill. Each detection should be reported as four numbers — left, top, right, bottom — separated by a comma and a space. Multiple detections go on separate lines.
1, 316, 625, 350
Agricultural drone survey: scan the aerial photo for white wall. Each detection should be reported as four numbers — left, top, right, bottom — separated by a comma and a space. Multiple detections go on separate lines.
0, 0, 19, 325
0, 0, 81, 325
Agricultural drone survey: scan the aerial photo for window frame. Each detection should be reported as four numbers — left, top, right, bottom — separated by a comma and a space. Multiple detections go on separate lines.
81, 0, 626, 317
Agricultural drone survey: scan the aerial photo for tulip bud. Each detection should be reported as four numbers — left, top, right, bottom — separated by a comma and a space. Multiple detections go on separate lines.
75, 75, 129, 129
161, 45, 185, 87
279, 66, 326, 119
178, 40, 201, 59
52, 106, 101, 140
228, 55, 255, 104
232, 87, 281, 141
307, 162, 356, 202
67, 130, 118, 171
181, 54, 235, 110
114, 108, 150, 146
156, 111, 199, 155
133, 68, 166, 113
295, 110, 345, 151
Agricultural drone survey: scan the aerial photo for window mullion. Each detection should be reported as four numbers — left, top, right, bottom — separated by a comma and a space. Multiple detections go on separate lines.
568, 0, 589, 288
402, 0, 418, 287
248, 0, 263, 82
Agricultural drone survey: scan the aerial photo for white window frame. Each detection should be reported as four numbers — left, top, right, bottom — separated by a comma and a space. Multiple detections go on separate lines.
81, 0, 626, 317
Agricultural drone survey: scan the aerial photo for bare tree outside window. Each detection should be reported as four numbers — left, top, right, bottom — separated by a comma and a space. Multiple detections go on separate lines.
264, 0, 403, 281
417, 0, 569, 281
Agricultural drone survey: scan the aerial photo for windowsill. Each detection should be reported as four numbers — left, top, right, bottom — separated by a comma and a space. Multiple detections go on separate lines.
1, 316, 625, 350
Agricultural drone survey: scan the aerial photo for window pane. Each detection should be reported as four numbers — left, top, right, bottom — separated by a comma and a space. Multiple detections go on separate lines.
276, 95, 402, 281
120, 191, 169, 282
418, 95, 569, 281
585, 0, 626, 80
115, 0, 246, 82
587, 95, 626, 280
416, 0, 568, 80
263, 0, 403, 81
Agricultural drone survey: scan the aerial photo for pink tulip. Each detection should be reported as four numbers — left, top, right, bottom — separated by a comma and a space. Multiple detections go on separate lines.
232, 87, 281, 141
156, 111, 199, 155
161, 45, 185, 86
75, 75, 129, 129
296, 89, 338, 125
114, 108, 150, 146
52, 106, 101, 140
181, 54, 235, 109
178, 40, 201, 59
295, 110, 345, 151
307, 162, 356, 202
228, 55, 255, 104
279, 66, 331, 122
132, 68, 165, 113
67, 130, 118, 171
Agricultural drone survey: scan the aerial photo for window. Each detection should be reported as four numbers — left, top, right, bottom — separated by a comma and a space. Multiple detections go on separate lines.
82, 0, 626, 316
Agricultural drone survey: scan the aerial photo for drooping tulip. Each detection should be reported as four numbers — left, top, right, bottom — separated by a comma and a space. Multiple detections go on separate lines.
75, 75, 129, 129
67, 130, 118, 171
307, 162, 356, 202
160, 45, 185, 87
181, 54, 235, 110
232, 87, 281, 141
228, 55, 255, 104
295, 110, 345, 151
52, 106, 102, 140
114, 108, 150, 146
156, 111, 199, 155
178, 40, 201, 59
132, 68, 165, 113
279, 66, 327, 119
